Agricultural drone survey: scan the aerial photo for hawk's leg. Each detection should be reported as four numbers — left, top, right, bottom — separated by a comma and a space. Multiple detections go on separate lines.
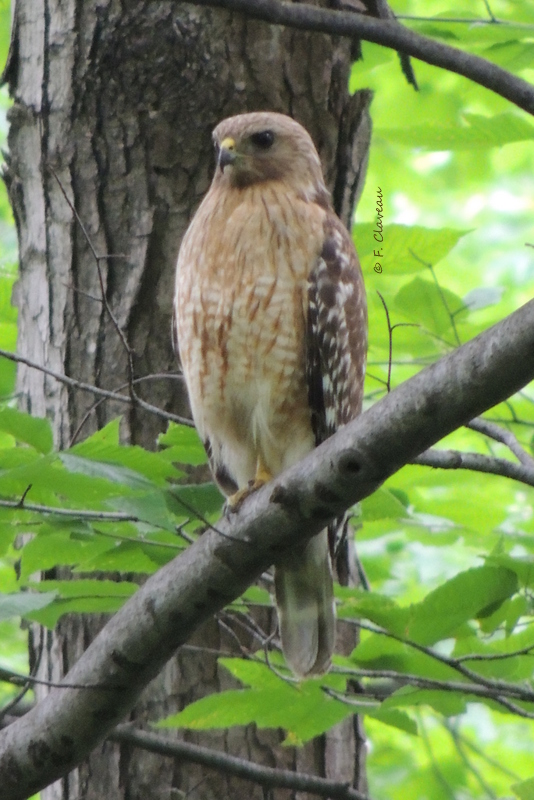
226, 456, 273, 512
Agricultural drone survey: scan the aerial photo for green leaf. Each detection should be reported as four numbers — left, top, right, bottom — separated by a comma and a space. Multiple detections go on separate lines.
513, 776, 534, 800
394, 277, 467, 335
167, 483, 224, 519
77, 540, 159, 574
0, 591, 57, 621
337, 588, 410, 637
354, 224, 470, 275
19, 527, 116, 580
407, 566, 518, 645
70, 420, 182, 485
482, 40, 534, 72
366, 706, 418, 736
0, 453, 138, 506
158, 423, 207, 466
485, 553, 534, 589
361, 488, 409, 522
384, 686, 467, 717
59, 453, 156, 492
108, 491, 178, 532
24, 579, 137, 628
29, 578, 138, 598
378, 113, 534, 150
157, 660, 356, 744
0, 408, 53, 454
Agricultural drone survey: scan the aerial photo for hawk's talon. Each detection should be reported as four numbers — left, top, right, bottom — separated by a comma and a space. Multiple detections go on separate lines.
226, 476, 269, 513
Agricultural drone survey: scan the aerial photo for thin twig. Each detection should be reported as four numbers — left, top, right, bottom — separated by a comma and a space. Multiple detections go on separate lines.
0, 497, 152, 522
412, 447, 534, 487
445, 720, 498, 799
109, 726, 371, 800
408, 250, 462, 346
351, 621, 534, 704
0, 348, 193, 427
0, 664, 119, 692
418, 713, 456, 799
330, 666, 534, 707
69, 372, 184, 445
376, 291, 393, 392
467, 417, 534, 468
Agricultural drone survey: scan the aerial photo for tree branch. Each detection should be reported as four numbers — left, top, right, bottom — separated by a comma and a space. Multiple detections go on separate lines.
0, 347, 193, 427
109, 726, 370, 800
412, 448, 534, 487
0, 298, 533, 799
184, 0, 534, 117
467, 417, 534, 467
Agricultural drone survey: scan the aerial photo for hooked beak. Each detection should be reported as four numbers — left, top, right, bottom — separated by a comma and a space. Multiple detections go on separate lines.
218, 137, 237, 170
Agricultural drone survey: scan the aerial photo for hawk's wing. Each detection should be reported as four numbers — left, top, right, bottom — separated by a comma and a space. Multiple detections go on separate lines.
307, 214, 367, 447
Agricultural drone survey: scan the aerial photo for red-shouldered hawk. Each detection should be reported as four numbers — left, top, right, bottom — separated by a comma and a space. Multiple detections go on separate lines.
174, 112, 367, 677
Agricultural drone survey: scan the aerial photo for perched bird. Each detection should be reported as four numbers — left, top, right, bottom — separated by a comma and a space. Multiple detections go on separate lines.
174, 112, 367, 677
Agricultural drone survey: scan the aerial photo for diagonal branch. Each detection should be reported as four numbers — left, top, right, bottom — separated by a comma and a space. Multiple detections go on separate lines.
184, 0, 534, 116
0, 298, 533, 799
109, 726, 370, 800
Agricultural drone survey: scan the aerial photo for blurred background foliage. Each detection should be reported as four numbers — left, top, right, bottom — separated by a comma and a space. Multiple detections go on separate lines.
0, 1, 533, 798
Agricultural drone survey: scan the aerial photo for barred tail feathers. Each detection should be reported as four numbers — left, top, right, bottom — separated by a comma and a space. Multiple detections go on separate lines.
274, 529, 335, 677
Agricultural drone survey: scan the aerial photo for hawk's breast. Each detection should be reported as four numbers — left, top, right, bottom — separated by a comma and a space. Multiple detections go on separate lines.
175, 182, 325, 482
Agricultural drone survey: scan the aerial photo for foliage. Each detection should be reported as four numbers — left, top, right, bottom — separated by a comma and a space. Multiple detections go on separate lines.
1, 1, 534, 799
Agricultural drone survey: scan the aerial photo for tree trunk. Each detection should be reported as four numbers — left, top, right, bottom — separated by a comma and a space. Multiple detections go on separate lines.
4, 1, 371, 797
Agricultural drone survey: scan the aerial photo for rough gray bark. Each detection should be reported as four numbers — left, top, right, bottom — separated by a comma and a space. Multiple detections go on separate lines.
1, 295, 534, 800
3, 1, 372, 798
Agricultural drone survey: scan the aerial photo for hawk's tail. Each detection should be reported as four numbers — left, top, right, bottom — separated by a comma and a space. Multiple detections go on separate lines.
274, 529, 335, 677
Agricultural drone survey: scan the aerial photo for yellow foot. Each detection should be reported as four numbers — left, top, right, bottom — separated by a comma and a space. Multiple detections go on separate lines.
226, 460, 273, 513
226, 478, 267, 513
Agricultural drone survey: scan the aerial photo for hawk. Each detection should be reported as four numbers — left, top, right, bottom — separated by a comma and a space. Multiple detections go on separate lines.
174, 112, 367, 677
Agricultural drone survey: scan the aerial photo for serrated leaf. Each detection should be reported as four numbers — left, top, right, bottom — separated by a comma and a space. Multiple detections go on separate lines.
108, 491, 177, 532
378, 113, 534, 150
158, 423, 207, 466
25, 578, 137, 628
354, 224, 470, 275
337, 588, 409, 637
0, 408, 53, 454
0, 590, 57, 621
59, 453, 155, 491
27, 595, 131, 629
395, 277, 467, 335
452, 629, 534, 682
19, 530, 116, 580
0, 453, 138, 505
408, 566, 518, 645
158, 660, 356, 744
384, 686, 467, 717
350, 634, 458, 682
167, 483, 224, 519
77, 540, 159, 574
70, 422, 181, 486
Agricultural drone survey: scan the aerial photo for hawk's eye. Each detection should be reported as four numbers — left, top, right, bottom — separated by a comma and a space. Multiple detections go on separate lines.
250, 130, 275, 150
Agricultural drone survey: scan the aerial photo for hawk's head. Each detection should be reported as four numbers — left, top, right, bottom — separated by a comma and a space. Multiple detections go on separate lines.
211, 112, 329, 204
